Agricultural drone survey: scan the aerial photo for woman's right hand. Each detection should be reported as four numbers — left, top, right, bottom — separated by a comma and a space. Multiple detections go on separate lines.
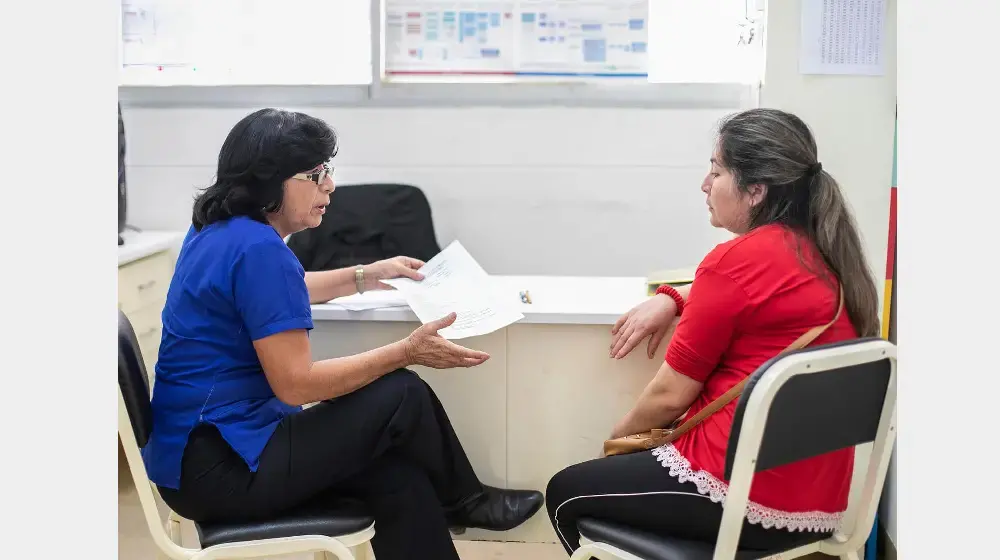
403, 313, 491, 369
610, 294, 678, 360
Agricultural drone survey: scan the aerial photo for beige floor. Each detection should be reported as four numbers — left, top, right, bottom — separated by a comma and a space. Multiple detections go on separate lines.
119, 485, 565, 560
119, 447, 831, 560
119, 445, 565, 560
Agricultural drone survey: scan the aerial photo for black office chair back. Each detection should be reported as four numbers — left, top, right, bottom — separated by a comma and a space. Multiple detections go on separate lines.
118, 310, 153, 448
725, 337, 892, 479
287, 183, 441, 272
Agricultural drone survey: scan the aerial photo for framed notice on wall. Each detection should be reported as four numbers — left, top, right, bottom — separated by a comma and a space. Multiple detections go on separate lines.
382, 0, 649, 80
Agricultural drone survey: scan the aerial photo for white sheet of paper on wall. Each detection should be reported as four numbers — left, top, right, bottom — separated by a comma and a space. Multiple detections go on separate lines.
799, 0, 887, 76
119, 0, 372, 86
647, 0, 761, 84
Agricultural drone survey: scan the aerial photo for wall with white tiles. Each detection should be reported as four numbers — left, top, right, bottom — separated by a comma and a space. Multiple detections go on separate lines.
121, 106, 737, 276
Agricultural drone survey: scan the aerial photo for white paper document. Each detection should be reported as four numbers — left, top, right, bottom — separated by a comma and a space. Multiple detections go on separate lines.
799, 0, 886, 76
381, 241, 524, 339
325, 290, 409, 312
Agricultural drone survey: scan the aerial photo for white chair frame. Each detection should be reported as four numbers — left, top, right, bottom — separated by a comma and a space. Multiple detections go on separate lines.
571, 339, 897, 560
118, 389, 377, 560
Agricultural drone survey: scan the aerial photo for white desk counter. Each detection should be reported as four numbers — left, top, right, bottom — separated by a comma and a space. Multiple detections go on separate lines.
309, 274, 873, 545
119, 229, 185, 266
311, 275, 650, 325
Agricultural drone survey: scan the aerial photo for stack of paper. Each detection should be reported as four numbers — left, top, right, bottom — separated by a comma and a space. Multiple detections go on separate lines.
382, 241, 524, 339
325, 290, 409, 311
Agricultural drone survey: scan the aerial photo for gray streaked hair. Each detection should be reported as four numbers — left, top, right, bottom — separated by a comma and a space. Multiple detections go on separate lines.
717, 108, 880, 337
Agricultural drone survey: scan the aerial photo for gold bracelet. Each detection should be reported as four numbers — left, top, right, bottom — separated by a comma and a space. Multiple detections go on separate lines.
355, 266, 365, 294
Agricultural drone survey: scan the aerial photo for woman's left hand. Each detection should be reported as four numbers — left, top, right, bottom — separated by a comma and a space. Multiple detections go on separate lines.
364, 256, 426, 291
610, 295, 679, 360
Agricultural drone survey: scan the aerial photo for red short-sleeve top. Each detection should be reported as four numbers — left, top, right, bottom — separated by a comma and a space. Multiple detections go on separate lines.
654, 224, 859, 533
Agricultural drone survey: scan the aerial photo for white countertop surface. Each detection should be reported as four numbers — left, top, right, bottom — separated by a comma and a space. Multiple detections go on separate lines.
311, 275, 651, 326
118, 230, 186, 265
116, 231, 651, 325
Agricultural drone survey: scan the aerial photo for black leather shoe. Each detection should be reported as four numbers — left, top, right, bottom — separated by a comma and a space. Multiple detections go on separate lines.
446, 485, 544, 532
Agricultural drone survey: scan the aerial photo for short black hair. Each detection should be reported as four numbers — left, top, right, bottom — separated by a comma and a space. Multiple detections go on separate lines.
192, 108, 338, 230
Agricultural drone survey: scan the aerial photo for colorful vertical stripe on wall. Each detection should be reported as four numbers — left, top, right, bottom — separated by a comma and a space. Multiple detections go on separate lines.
882, 112, 897, 340
867, 108, 899, 560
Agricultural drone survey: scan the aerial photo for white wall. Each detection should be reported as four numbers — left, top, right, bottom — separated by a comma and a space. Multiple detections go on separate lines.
761, 0, 897, 546
122, 106, 737, 276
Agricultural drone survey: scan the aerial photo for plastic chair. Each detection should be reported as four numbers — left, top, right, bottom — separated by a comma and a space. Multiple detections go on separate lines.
571, 337, 897, 560
118, 310, 377, 559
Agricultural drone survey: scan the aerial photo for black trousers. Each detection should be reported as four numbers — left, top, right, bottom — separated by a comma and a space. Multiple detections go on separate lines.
158, 369, 484, 560
546, 451, 832, 557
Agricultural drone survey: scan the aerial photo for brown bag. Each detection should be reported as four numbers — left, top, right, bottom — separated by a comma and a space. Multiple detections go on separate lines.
602, 287, 845, 458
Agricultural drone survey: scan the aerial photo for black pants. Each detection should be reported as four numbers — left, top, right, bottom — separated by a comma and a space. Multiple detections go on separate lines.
546, 451, 832, 556
158, 369, 484, 560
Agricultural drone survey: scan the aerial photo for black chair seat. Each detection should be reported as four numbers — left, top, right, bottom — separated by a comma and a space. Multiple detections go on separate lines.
196, 498, 374, 548
577, 518, 808, 560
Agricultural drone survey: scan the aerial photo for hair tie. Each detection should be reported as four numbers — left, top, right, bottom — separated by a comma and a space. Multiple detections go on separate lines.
808, 162, 823, 177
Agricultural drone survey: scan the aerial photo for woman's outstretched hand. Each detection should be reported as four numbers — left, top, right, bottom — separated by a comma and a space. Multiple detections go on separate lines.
610, 295, 679, 360
364, 256, 425, 290
404, 313, 491, 369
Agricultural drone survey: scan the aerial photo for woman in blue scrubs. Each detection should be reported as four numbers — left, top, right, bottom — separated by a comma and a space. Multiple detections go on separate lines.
142, 108, 543, 560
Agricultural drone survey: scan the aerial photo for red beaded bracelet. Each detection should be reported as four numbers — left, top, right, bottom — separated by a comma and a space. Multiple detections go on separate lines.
655, 284, 685, 316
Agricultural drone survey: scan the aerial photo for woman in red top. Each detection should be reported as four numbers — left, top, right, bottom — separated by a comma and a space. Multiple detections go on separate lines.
545, 108, 880, 556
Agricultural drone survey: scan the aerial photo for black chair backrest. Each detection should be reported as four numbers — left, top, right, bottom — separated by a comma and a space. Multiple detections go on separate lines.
724, 337, 892, 479
118, 310, 153, 448
287, 183, 441, 272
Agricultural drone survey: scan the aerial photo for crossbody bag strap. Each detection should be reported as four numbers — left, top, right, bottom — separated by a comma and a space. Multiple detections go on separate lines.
661, 286, 845, 443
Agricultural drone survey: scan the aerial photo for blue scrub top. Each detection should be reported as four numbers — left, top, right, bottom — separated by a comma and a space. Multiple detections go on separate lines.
142, 216, 313, 490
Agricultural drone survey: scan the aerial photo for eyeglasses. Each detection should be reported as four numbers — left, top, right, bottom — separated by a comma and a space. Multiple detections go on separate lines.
292, 162, 334, 185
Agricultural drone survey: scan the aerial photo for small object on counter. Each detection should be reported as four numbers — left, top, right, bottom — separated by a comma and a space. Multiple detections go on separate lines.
519, 290, 532, 304
646, 267, 696, 296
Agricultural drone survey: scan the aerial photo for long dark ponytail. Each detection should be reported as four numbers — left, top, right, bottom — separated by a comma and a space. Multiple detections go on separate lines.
717, 108, 880, 337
